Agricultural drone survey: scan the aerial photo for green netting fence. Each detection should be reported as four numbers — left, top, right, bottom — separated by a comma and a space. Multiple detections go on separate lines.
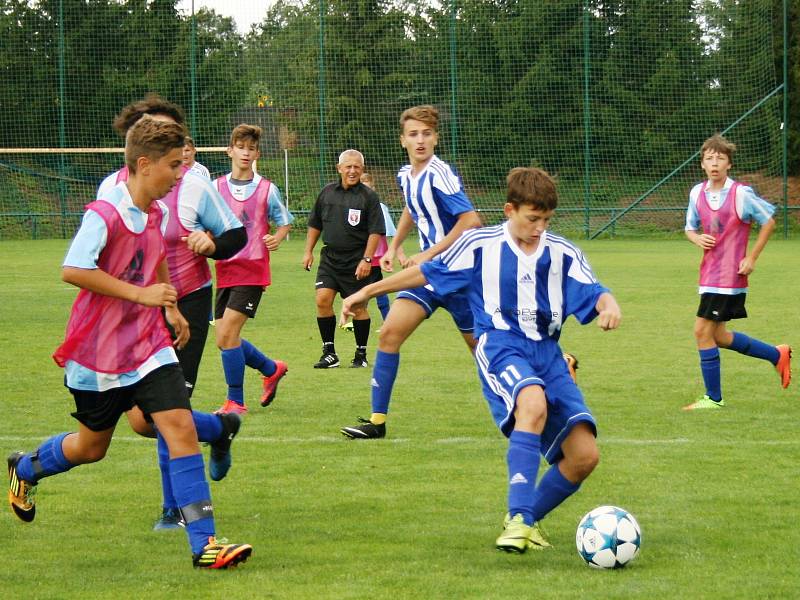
0, 0, 793, 240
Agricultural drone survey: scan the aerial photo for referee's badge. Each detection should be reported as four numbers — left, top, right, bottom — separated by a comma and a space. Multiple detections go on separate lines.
348, 208, 362, 226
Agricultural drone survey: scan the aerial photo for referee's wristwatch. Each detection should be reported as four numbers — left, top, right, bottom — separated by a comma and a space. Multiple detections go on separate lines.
362, 257, 372, 263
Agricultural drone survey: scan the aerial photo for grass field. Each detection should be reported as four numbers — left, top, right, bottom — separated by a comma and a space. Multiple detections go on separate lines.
0, 237, 798, 599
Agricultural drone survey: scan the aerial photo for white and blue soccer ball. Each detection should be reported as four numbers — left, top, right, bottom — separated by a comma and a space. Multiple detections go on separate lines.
575, 505, 641, 569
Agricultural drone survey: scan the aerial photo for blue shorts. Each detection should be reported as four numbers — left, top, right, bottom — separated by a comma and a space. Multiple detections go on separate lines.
396, 284, 473, 332
474, 330, 596, 464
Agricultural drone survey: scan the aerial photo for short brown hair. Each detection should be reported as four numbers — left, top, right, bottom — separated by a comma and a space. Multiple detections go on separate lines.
124, 115, 186, 173
229, 124, 262, 148
184, 136, 196, 148
700, 134, 736, 163
360, 172, 374, 188
399, 105, 439, 132
113, 94, 185, 137
506, 167, 558, 211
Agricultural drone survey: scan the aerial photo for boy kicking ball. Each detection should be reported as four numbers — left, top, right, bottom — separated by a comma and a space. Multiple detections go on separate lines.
341, 167, 620, 552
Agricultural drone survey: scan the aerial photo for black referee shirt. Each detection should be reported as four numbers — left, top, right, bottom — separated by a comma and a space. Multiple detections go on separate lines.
308, 181, 385, 264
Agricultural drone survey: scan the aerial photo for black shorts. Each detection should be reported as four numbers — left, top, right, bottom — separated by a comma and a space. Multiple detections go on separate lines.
68, 364, 191, 432
166, 286, 212, 395
696, 292, 747, 322
215, 285, 264, 319
316, 256, 377, 298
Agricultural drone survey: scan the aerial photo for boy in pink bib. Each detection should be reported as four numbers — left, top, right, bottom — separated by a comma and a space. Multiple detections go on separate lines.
683, 134, 791, 410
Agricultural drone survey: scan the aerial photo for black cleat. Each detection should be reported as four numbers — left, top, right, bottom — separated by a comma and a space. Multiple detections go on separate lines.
209, 413, 241, 482
350, 350, 369, 368
341, 417, 386, 439
314, 352, 340, 369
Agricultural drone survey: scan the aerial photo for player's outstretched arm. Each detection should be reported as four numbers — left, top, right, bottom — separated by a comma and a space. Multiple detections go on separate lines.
595, 292, 621, 331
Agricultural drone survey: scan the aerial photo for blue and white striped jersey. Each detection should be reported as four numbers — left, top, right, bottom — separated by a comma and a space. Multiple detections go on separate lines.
420, 223, 608, 341
396, 155, 475, 251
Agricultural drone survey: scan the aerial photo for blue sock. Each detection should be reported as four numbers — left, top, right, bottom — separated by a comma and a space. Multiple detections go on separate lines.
156, 433, 177, 510
16, 432, 73, 483
371, 350, 400, 414
376, 294, 390, 321
157, 416, 220, 511
507, 430, 541, 526
728, 332, 780, 364
169, 454, 215, 555
221, 346, 246, 405
241, 338, 276, 377
531, 464, 580, 523
192, 411, 222, 443
699, 347, 722, 401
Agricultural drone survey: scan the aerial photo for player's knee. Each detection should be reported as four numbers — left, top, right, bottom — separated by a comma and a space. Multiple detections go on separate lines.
693, 320, 715, 344
563, 447, 599, 483
514, 395, 547, 431
79, 443, 109, 464
575, 446, 600, 479
377, 322, 405, 351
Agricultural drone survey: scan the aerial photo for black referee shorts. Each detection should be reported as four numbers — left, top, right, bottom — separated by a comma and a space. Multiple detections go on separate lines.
315, 256, 376, 298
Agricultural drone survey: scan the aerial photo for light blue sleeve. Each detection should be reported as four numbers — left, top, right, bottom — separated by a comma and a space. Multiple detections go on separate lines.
195, 181, 243, 237
739, 186, 775, 225
685, 188, 701, 231
381, 203, 397, 237
63, 210, 108, 269
267, 185, 295, 226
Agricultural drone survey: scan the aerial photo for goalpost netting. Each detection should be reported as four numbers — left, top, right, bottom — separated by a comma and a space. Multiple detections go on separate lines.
0, 0, 788, 240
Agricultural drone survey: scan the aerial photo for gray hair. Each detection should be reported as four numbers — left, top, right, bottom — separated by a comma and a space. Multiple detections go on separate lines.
338, 149, 364, 165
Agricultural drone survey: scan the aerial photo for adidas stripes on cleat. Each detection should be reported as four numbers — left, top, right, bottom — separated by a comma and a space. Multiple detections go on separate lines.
193, 537, 253, 569
314, 352, 340, 369
341, 417, 385, 439
8, 452, 36, 523
260, 360, 288, 407
209, 413, 242, 482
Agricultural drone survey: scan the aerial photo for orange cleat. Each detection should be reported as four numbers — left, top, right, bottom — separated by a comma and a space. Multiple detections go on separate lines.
260, 360, 288, 407
775, 344, 792, 389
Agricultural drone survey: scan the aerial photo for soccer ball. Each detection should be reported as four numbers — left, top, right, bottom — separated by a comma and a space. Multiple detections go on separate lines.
575, 505, 641, 569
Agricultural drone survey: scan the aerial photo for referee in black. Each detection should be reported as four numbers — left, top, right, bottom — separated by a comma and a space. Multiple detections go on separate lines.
302, 149, 385, 369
